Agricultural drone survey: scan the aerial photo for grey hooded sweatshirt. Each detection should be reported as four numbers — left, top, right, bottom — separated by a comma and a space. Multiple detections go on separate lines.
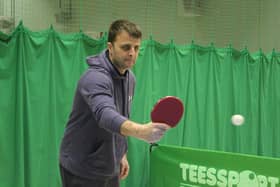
59, 49, 135, 179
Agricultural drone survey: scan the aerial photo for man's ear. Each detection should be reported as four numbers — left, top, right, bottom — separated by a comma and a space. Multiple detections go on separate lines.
107, 42, 113, 51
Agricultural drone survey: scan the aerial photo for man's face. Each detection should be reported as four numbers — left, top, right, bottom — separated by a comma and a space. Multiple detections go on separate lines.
108, 31, 141, 74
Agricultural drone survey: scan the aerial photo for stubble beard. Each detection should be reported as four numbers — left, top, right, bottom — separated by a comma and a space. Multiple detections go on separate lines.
113, 58, 131, 74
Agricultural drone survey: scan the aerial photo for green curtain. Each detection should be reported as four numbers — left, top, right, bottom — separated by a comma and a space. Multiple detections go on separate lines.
1, 24, 280, 187
125, 41, 280, 187
0, 23, 106, 187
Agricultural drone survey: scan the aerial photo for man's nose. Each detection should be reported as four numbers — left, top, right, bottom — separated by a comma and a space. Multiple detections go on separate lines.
128, 48, 136, 56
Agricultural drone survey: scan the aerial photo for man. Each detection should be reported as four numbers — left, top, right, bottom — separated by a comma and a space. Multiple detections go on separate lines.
59, 19, 170, 187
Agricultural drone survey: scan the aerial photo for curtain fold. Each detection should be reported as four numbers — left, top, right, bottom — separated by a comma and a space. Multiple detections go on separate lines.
0, 25, 279, 187
0, 24, 105, 187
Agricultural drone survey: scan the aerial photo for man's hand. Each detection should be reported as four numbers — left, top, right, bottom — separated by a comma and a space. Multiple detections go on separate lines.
120, 120, 170, 143
138, 122, 170, 143
119, 154, 129, 180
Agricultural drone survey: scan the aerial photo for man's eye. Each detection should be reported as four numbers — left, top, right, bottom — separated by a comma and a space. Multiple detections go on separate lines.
122, 45, 130, 51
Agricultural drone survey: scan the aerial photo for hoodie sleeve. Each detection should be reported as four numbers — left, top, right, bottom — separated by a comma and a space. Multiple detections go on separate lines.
78, 70, 127, 134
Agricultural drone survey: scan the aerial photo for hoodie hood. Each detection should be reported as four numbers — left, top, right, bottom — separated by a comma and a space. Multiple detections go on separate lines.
86, 49, 126, 79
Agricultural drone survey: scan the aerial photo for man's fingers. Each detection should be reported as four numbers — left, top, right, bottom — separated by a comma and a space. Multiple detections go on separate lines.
147, 128, 166, 143
153, 123, 170, 130
123, 167, 129, 178
141, 122, 171, 143
120, 166, 129, 179
119, 156, 129, 180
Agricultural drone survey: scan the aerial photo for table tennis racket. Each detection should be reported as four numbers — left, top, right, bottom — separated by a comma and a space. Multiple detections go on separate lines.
151, 96, 184, 128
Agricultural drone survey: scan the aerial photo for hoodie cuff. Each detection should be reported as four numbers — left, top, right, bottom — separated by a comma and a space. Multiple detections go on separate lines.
108, 114, 128, 134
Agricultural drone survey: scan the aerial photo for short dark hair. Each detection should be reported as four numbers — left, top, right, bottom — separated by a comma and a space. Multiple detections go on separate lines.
108, 19, 142, 43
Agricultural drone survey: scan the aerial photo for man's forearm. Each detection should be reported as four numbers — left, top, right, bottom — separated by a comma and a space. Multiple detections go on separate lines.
120, 120, 143, 138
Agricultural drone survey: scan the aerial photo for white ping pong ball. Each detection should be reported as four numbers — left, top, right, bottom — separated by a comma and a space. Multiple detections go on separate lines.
231, 114, 245, 126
